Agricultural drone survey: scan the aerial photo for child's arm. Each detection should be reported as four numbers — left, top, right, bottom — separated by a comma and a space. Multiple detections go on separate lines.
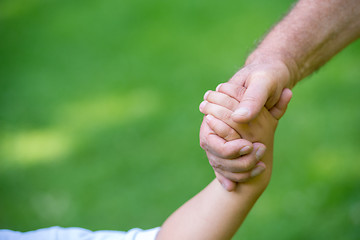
156, 89, 291, 240
156, 177, 268, 240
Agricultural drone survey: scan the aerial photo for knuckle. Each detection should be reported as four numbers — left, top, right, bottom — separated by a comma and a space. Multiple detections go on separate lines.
209, 159, 222, 169
218, 127, 229, 138
242, 95, 259, 103
239, 158, 255, 171
235, 86, 247, 100
200, 141, 206, 149
233, 173, 251, 183
220, 111, 232, 121
199, 138, 207, 150
224, 129, 239, 141
222, 147, 237, 158
218, 83, 240, 100
224, 97, 235, 108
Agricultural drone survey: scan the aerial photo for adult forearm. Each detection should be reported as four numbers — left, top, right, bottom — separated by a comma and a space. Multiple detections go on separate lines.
247, 0, 360, 86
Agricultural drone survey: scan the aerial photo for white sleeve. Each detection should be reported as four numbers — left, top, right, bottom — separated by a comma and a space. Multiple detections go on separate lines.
0, 226, 160, 240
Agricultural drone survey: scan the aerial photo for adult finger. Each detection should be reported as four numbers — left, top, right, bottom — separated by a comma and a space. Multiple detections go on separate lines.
204, 133, 254, 159
206, 143, 266, 173
213, 161, 266, 183
269, 88, 293, 120
200, 120, 245, 191
231, 80, 271, 123
215, 172, 237, 192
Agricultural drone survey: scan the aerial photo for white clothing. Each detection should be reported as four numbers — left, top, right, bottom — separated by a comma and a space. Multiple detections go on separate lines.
0, 226, 160, 240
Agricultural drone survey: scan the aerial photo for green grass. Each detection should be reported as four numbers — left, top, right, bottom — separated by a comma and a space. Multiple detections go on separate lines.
1, 0, 360, 239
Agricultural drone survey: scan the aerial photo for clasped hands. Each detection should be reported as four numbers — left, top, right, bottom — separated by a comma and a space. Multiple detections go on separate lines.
199, 81, 292, 191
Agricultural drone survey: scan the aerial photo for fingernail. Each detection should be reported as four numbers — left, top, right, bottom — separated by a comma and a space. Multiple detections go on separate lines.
203, 91, 210, 100
233, 107, 249, 117
250, 165, 266, 178
205, 114, 214, 123
255, 146, 266, 161
199, 101, 207, 112
216, 83, 222, 91
239, 146, 251, 155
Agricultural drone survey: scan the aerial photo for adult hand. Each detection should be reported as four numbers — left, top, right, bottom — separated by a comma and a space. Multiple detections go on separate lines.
226, 59, 293, 123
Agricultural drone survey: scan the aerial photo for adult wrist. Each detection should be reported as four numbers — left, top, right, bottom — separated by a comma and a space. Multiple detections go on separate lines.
245, 49, 300, 89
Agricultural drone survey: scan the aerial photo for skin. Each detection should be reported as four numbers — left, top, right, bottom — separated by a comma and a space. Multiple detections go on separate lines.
200, 0, 360, 190
156, 89, 291, 240
200, 83, 291, 190
233, 0, 360, 122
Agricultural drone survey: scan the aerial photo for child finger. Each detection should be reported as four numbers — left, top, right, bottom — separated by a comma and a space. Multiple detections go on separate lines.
216, 82, 247, 102
204, 90, 239, 111
199, 101, 248, 135
205, 114, 240, 141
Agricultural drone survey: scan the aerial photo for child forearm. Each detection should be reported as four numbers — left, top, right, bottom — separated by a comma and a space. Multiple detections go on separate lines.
156, 151, 272, 240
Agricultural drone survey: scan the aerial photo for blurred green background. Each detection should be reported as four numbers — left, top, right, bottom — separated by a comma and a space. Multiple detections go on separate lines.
1, 0, 359, 239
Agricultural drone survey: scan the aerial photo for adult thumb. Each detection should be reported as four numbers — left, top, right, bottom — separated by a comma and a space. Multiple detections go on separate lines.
231, 81, 269, 123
